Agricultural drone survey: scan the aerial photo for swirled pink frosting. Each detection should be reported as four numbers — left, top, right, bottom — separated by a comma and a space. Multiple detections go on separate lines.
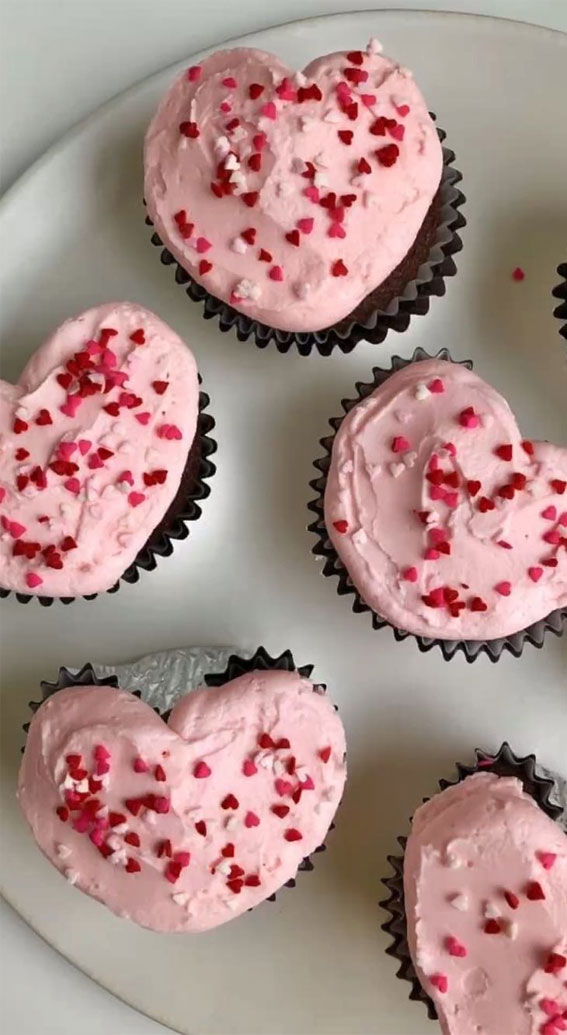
18, 670, 346, 932
144, 40, 442, 332
324, 360, 567, 640
0, 303, 199, 596
403, 773, 567, 1035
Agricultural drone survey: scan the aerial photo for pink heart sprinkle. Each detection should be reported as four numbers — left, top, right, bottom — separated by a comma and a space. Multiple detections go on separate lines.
495, 581, 512, 596
261, 101, 277, 120
244, 811, 260, 828
541, 505, 557, 521
444, 492, 459, 509
58, 442, 77, 460
424, 548, 440, 561
128, 491, 146, 508
537, 851, 557, 870
78, 439, 91, 455
222, 76, 237, 88
26, 572, 43, 589
430, 974, 448, 994
430, 486, 446, 501
446, 936, 467, 958
360, 93, 377, 107
135, 412, 151, 425
543, 530, 560, 545
60, 399, 82, 419
196, 237, 212, 254
541, 999, 561, 1018
389, 123, 405, 141
220, 101, 231, 113
89, 828, 105, 847
243, 760, 257, 777
429, 588, 445, 606
402, 567, 418, 582
0, 488, 5, 504
187, 65, 202, 82
304, 186, 319, 203
429, 528, 446, 544
133, 757, 149, 773
392, 436, 411, 453
328, 223, 346, 239
297, 218, 314, 234
193, 761, 211, 779
64, 477, 81, 495
396, 104, 410, 117
443, 441, 457, 457
6, 520, 27, 538
429, 454, 440, 471
269, 265, 284, 282
275, 778, 293, 797
528, 566, 543, 583
428, 378, 445, 394
559, 512, 567, 526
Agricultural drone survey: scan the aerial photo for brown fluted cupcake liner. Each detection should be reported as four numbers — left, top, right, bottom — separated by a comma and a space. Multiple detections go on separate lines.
1, 386, 216, 607
379, 742, 565, 1021
553, 260, 567, 341
145, 121, 466, 357
307, 347, 567, 662
25, 646, 342, 906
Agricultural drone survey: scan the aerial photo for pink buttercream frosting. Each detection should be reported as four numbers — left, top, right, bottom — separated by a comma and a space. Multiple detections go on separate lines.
403, 773, 567, 1035
18, 670, 346, 932
0, 302, 199, 596
324, 360, 567, 640
144, 41, 442, 332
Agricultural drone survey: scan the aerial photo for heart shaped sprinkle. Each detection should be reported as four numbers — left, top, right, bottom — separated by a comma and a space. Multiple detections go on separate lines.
144, 44, 442, 332
18, 669, 346, 932
325, 361, 567, 640
0, 303, 200, 597
404, 773, 567, 1035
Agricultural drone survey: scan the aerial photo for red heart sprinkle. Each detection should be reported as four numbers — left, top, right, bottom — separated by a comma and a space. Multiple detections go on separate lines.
245, 874, 261, 887
258, 248, 272, 262
195, 821, 207, 837
343, 67, 368, 84
333, 519, 348, 534
346, 50, 364, 65
165, 861, 182, 883
249, 83, 264, 99
125, 858, 141, 874
512, 267, 525, 281
271, 804, 290, 818
528, 567, 543, 582
446, 936, 467, 958
478, 497, 495, 513
331, 259, 348, 277
248, 152, 262, 172
495, 444, 513, 461
56, 806, 69, 822
124, 832, 140, 847
56, 372, 73, 390
221, 793, 239, 810
275, 738, 290, 750
243, 759, 258, 776
129, 328, 145, 345
13, 418, 28, 434
430, 974, 448, 994
108, 811, 126, 827
470, 597, 488, 612
284, 828, 302, 842
227, 878, 243, 894
174, 851, 190, 868
495, 581, 512, 596
241, 192, 259, 208
199, 260, 213, 275
275, 778, 293, 797
157, 839, 172, 858
428, 378, 445, 394
318, 746, 331, 763
526, 880, 545, 900
484, 919, 501, 934
544, 953, 566, 974
125, 798, 143, 816
179, 121, 199, 138
357, 157, 372, 174
521, 440, 534, 455
503, 890, 519, 909
187, 66, 201, 82
536, 851, 556, 870
152, 380, 169, 395
35, 408, 53, 426
245, 811, 260, 828
269, 265, 284, 282
258, 733, 275, 749
193, 761, 211, 779
403, 567, 418, 582
154, 764, 166, 782
221, 843, 235, 858
338, 130, 353, 145
285, 229, 300, 247
551, 479, 566, 494
376, 143, 399, 167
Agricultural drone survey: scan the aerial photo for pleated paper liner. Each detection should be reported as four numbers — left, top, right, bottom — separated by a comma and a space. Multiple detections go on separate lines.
379, 742, 565, 1022
25, 646, 341, 907
145, 122, 466, 357
553, 260, 567, 341
307, 347, 567, 663
1, 386, 217, 607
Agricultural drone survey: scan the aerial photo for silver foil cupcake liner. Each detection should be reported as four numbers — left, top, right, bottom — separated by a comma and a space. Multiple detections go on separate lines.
145, 122, 466, 357
553, 260, 567, 341
379, 742, 566, 1021
307, 347, 567, 662
1, 387, 217, 607
24, 645, 339, 904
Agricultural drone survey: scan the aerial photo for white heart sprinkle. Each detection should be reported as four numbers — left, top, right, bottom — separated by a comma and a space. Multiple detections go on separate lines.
367, 36, 383, 54
415, 383, 430, 400
449, 892, 469, 911
64, 868, 79, 885
403, 451, 418, 469
484, 902, 501, 919
389, 462, 405, 478
172, 892, 190, 907
505, 921, 518, 941
56, 844, 71, 860
216, 859, 232, 877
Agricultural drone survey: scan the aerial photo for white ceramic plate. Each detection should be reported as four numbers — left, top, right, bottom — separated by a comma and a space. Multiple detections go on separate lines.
1, 10, 566, 1035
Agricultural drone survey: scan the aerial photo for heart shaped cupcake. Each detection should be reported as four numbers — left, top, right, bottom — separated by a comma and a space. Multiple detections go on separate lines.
18, 669, 346, 932
0, 303, 200, 598
144, 41, 443, 333
324, 360, 567, 640
403, 773, 567, 1035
